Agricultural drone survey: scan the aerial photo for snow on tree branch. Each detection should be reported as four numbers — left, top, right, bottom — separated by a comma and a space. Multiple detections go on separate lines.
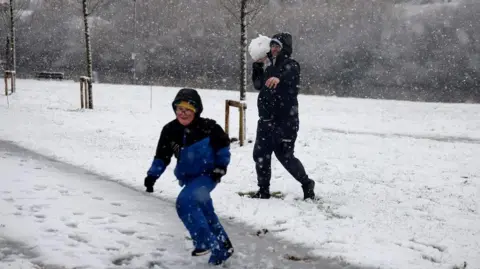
0, 0, 29, 27
217, 0, 268, 25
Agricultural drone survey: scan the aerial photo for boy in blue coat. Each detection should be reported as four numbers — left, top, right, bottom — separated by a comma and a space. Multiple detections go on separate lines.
144, 88, 234, 265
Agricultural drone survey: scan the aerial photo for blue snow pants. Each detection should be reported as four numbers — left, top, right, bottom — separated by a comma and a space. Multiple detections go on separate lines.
175, 176, 230, 251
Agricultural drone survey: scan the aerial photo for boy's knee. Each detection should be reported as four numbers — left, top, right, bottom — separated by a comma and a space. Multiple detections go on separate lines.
192, 186, 211, 204
176, 192, 193, 215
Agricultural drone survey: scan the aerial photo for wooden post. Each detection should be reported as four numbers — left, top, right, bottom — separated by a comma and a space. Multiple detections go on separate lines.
4, 70, 15, 96
239, 103, 244, 146
225, 100, 230, 135
80, 79, 85, 108
80, 76, 91, 109
224, 99, 247, 146
11, 71, 15, 93
4, 74, 7, 96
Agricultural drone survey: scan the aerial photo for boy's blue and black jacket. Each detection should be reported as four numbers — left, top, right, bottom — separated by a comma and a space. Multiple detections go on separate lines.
147, 117, 231, 185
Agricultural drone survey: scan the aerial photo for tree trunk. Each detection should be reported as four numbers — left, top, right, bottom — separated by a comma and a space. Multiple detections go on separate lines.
132, 0, 137, 84
239, 0, 247, 101
82, 0, 93, 109
9, 0, 16, 92
5, 36, 10, 70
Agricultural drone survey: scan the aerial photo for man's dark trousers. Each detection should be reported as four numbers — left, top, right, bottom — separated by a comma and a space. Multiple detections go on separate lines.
253, 119, 311, 189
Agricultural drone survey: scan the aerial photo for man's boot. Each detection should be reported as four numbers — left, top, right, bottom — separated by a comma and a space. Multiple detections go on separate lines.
251, 187, 271, 199
302, 180, 315, 200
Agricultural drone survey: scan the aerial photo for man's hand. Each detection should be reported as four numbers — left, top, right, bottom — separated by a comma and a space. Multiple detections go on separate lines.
265, 77, 280, 89
256, 56, 267, 63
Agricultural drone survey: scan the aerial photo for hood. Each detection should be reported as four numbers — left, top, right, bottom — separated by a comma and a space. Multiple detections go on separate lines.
270, 32, 293, 57
172, 88, 203, 116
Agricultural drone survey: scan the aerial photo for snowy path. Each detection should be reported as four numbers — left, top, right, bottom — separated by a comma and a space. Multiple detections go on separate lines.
0, 140, 362, 269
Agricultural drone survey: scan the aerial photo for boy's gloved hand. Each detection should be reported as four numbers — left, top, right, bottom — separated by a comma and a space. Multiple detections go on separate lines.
211, 167, 226, 183
144, 158, 165, 193
144, 175, 157, 192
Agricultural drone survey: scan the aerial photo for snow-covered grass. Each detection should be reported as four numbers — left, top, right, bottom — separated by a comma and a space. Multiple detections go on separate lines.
1, 79, 479, 269
0, 150, 196, 269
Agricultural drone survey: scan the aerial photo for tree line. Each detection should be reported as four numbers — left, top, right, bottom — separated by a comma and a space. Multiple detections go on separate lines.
1, 0, 479, 103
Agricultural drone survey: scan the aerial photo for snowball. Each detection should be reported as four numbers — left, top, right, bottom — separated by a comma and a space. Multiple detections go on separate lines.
248, 34, 271, 61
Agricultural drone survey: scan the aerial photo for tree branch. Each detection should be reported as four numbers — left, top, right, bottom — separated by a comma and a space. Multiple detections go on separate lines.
0, 0, 29, 27
217, 0, 240, 21
245, 0, 268, 26
89, 0, 115, 15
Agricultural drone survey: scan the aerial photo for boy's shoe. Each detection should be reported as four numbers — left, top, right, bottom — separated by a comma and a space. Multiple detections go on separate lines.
251, 188, 270, 199
223, 238, 234, 253
191, 248, 210, 256
208, 246, 234, 265
302, 180, 315, 200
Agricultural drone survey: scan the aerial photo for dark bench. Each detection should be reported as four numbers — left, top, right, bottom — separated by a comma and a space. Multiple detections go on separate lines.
35, 71, 64, 80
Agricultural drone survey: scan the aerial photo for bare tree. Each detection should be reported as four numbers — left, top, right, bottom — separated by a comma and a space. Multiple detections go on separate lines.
78, 0, 114, 109
218, 0, 268, 101
0, 0, 28, 83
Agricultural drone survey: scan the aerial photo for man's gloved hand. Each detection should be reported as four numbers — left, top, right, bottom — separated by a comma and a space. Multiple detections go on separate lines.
144, 175, 157, 193
211, 167, 227, 183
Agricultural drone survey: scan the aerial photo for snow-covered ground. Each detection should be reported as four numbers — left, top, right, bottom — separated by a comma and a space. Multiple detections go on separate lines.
1, 140, 346, 269
1, 79, 479, 269
0, 142, 194, 269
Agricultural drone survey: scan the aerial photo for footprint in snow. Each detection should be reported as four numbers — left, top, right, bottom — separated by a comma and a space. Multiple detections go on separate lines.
3, 197, 14, 202
65, 222, 78, 228
158, 232, 174, 238
105, 246, 120, 252
148, 261, 166, 268
136, 235, 155, 241
33, 185, 47, 191
117, 229, 136, 236
58, 189, 70, 195
139, 222, 157, 227
116, 240, 130, 247
112, 213, 128, 218
29, 204, 47, 212
68, 234, 89, 244
34, 214, 46, 223
111, 253, 142, 266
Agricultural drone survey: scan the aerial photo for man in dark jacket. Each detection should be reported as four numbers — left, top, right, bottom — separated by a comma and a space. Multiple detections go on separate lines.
144, 88, 234, 265
251, 32, 316, 200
